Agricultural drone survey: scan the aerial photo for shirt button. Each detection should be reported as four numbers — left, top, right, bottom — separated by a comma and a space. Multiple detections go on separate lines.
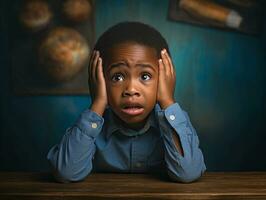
169, 115, 175, 121
91, 123, 97, 129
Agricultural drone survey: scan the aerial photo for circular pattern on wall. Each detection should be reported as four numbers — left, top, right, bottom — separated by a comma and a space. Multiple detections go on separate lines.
38, 27, 90, 83
19, 0, 53, 32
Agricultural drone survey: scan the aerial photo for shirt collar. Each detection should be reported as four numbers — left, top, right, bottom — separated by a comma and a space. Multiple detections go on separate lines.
104, 107, 158, 138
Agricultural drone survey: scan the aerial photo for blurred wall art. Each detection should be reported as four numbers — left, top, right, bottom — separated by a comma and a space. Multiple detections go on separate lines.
168, 0, 264, 35
11, 0, 95, 95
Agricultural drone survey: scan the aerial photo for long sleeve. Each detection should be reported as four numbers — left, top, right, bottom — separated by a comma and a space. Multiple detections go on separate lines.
157, 103, 206, 183
47, 109, 104, 182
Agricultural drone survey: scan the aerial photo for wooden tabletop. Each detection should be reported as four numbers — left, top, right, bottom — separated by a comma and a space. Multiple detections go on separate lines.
0, 172, 266, 199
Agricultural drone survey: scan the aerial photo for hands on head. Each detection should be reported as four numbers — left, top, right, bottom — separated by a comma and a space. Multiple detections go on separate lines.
88, 48, 176, 117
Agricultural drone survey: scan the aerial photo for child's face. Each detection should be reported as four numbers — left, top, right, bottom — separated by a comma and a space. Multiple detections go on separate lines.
104, 42, 159, 129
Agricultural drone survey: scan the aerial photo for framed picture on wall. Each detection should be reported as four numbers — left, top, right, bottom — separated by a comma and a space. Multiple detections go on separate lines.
10, 0, 95, 95
168, 0, 264, 35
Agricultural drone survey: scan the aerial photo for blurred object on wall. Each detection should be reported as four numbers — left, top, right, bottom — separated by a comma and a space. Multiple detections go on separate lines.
62, 0, 92, 23
39, 27, 90, 83
19, 0, 53, 32
168, 0, 264, 35
179, 0, 242, 29
11, 0, 95, 95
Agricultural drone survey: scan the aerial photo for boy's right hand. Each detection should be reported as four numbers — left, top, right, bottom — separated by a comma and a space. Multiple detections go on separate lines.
88, 51, 107, 116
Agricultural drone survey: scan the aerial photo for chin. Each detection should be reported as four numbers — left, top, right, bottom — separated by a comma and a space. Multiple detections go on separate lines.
119, 112, 149, 126
124, 117, 145, 124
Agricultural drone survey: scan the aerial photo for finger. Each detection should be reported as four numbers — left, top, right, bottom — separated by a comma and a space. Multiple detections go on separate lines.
88, 51, 95, 93
92, 51, 100, 82
164, 50, 175, 75
88, 51, 96, 83
158, 58, 165, 81
89, 51, 97, 76
88, 50, 95, 69
161, 49, 170, 76
157, 59, 164, 98
97, 57, 105, 83
90, 51, 99, 99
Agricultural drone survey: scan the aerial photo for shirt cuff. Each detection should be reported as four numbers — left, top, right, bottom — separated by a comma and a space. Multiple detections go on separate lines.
75, 109, 104, 138
164, 103, 186, 126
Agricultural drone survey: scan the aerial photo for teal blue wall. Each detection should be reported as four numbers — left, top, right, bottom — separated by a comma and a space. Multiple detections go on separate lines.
1, 0, 266, 171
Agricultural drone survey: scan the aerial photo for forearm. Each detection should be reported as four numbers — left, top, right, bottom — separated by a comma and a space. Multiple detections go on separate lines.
161, 101, 184, 156
164, 131, 206, 183
171, 129, 184, 157
47, 109, 104, 182
157, 103, 206, 183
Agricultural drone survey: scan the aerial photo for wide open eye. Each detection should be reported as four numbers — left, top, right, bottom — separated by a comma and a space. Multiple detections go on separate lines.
141, 73, 151, 81
111, 73, 124, 82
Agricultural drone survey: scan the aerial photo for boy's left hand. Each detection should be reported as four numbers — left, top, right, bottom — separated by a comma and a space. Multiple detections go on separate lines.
157, 49, 176, 110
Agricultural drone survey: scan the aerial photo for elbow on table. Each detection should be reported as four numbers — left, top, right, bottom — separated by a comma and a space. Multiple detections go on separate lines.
52, 167, 89, 183
167, 166, 205, 183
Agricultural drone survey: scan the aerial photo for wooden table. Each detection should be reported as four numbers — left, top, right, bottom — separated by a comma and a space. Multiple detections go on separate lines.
0, 172, 266, 199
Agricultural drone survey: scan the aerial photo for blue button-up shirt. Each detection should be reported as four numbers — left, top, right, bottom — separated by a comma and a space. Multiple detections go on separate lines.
47, 103, 206, 183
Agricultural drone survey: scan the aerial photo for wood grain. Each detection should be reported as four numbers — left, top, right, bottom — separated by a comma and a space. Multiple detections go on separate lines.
0, 172, 266, 199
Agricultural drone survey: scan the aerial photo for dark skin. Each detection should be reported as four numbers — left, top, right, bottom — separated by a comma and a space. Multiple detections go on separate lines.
88, 42, 184, 156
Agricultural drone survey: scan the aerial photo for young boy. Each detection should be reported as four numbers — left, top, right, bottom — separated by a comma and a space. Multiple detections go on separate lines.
47, 22, 206, 183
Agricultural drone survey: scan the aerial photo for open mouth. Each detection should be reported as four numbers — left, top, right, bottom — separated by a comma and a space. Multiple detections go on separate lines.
121, 104, 144, 116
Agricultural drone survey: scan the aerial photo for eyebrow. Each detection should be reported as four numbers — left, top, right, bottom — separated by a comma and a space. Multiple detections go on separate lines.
107, 62, 156, 72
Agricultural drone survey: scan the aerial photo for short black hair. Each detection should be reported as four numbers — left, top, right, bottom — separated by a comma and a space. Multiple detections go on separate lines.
94, 21, 170, 64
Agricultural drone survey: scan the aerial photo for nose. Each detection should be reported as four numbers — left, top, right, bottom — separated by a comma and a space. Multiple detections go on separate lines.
122, 79, 140, 97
